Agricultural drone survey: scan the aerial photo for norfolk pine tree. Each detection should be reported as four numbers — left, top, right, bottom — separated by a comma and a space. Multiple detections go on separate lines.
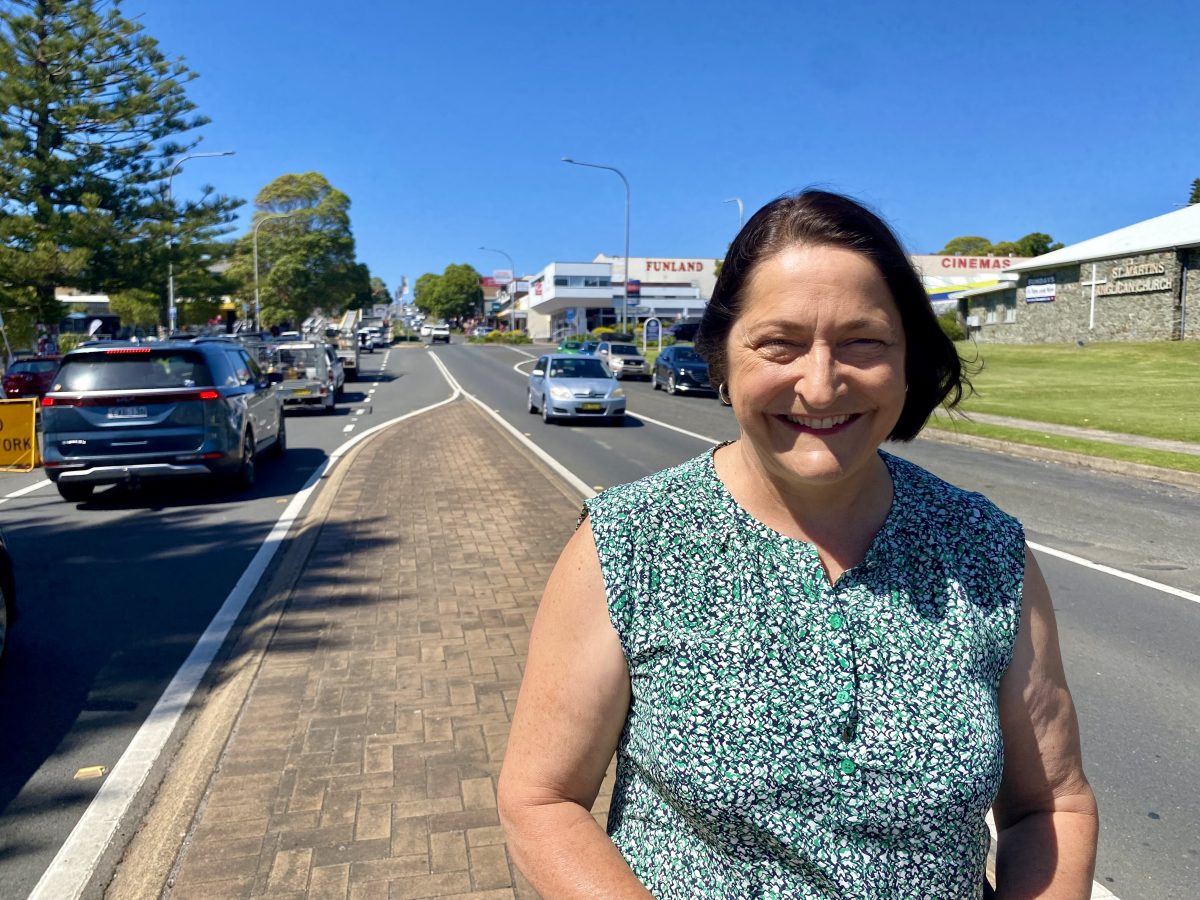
0, 0, 238, 328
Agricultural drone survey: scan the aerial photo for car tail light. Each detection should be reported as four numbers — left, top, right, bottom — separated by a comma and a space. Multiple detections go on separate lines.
104, 347, 152, 355
41, 389, 220, 407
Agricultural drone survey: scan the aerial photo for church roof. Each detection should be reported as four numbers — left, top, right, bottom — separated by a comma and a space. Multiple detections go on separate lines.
1005, 203, 1200, 273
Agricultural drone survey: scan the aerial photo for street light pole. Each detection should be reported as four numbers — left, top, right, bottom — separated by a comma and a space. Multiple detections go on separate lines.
165, 151, 235, 334
723, 196, 744, 230
562, 157, 630, 332
479, 246, 517, 331
253, 213, 292, 332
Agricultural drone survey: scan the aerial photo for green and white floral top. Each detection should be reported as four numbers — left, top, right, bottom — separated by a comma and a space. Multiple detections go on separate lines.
583, 446, 1026, 899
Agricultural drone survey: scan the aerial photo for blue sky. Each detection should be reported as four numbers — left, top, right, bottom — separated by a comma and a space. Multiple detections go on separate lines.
139, 0, 1198, 296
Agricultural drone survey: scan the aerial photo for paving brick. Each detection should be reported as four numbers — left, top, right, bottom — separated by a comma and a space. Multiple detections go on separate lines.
164, 401, 588, 900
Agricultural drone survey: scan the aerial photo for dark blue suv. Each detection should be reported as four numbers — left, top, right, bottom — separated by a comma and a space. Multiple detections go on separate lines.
41, 338, 285, 502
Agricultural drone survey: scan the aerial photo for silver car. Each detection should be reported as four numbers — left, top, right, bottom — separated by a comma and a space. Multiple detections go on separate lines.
527, 354, 626, 426
595, 341, 648, 380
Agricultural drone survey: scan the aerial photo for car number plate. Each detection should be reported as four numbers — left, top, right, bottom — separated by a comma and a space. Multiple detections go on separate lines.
580, 402, 603, 411
292, 388, 310, 396
107, 406, 148, 419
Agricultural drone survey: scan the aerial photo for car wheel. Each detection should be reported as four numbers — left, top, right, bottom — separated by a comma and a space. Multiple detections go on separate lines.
541, 395, 555, 424
652, 372, 661, 391
527, 390, 538, 414
667, 373, 677, 395
324, 394, 336, 414
57, 481, 93, 503
233, 431, 255, 490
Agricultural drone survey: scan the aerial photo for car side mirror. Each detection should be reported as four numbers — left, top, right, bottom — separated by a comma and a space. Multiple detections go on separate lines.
531, 368, 544, 376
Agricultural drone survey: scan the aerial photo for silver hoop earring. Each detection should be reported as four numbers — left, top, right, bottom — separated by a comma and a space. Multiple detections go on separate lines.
718, 383, 732, 406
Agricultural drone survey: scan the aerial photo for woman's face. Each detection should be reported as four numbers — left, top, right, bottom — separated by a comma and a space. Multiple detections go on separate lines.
725, 243, 907, 489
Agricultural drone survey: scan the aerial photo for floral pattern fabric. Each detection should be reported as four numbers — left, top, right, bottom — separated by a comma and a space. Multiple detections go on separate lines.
582, 446, 1026, 899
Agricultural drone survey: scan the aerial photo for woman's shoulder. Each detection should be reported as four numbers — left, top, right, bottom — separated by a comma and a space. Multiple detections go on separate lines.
883, 450, 1023, 539
583, 449, 716, 523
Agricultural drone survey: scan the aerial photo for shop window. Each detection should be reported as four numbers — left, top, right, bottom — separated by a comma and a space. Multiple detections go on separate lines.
1005, 307, 1016, 323
554, 276, 569, 287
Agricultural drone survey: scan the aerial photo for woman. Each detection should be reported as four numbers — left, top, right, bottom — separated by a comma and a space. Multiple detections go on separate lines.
498, 191, 1098, 898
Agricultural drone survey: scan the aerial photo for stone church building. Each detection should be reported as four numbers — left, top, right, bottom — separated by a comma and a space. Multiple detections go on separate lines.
957, 204, 1200, 343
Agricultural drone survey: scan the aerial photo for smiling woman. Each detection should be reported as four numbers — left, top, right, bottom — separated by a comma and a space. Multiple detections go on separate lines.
498, 191, 1098, 899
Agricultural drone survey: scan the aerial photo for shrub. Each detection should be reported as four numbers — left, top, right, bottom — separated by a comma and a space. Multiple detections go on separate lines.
937, 311, 965, 342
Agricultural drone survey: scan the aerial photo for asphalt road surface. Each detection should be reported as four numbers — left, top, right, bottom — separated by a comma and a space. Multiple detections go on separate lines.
1, 338, 1195, 899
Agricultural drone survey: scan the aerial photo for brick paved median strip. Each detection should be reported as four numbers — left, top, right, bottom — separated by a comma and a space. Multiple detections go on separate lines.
163, 399, 594, 898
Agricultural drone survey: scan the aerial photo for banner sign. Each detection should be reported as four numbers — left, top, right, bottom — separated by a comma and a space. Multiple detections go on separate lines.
0, 399, 39, 470
626, 279, 641, 296
1025, 274, 1056, 303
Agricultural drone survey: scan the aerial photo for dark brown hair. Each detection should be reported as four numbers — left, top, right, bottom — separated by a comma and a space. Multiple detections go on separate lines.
695, 190, 968, 441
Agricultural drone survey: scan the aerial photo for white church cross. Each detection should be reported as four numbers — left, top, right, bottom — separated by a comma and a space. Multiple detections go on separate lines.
1080, 263, 1107, 330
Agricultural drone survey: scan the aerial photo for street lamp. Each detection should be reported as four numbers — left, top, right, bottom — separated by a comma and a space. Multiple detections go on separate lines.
479, 246, 517, 331
723, 196, 745, 231
562, 157, 630, 332
253, 213, 292, 332
165, 151, 235, 334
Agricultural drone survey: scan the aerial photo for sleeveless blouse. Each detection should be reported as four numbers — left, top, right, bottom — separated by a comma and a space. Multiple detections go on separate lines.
582, 447, 1025, 899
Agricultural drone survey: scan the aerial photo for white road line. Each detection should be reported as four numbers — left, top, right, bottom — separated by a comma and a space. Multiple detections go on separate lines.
368, 388, 376, 394
342, 424, 355, 433
372, 383, 379, 388
427, 353, 595, 499
0, 478, 52, 504
1028, 541, 1200, 606
30, 391, 461, 900
354, 409, 366, 416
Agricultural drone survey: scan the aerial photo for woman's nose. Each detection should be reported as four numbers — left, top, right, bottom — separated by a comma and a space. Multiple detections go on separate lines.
796, 346, 840, 408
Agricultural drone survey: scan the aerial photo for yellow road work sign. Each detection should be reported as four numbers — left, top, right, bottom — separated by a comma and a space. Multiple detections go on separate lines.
0, 399, 40, 470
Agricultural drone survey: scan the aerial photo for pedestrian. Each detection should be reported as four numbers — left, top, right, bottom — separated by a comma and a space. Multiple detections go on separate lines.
498, 190, 1098, 898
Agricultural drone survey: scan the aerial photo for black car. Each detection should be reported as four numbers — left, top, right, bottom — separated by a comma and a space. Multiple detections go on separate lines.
41, 338, 286, 502
652, 344, 713, 395
667, 320, 701, 342
0, 529, 14, 667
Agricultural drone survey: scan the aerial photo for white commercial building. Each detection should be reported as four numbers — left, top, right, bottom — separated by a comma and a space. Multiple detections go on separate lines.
512, 255, 720, 340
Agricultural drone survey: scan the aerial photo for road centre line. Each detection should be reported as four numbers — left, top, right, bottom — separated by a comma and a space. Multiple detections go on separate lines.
32, 387, 462, 900
343, 424, 355, 433
501, 345, 1196, 608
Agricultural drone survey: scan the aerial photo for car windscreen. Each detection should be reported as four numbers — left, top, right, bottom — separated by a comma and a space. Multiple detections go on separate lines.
672, 348, 701, 363
609, 344, 640, 355
276, 347, 322, 375
548, 358, 610, 379
53, 350, 214, 391
8, 359, 58, 374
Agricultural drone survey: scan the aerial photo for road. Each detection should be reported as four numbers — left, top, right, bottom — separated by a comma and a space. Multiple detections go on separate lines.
1, 338, 1196, 899
0, 348, 447, 898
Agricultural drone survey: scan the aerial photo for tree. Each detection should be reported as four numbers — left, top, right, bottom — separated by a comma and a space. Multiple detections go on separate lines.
225, 172, 367, 326
413, 264, 483, 323
0, 0, 236, 328
1189, 179, 1200, 205
939, 233, 1063, 258
938, 236, 993, 256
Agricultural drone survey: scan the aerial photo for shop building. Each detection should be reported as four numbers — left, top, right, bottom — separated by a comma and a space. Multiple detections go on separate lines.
516, 255, 718, 340
957, 204, 1200, 343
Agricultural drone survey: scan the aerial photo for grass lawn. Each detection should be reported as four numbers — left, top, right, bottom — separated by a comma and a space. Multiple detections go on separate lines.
950, 341, 1200, 443
925, 417, 1200, 475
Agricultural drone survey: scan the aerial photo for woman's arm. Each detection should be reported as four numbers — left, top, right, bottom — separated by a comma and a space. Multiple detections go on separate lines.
993, 546, 1099, 899
497, 519, 654, 898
